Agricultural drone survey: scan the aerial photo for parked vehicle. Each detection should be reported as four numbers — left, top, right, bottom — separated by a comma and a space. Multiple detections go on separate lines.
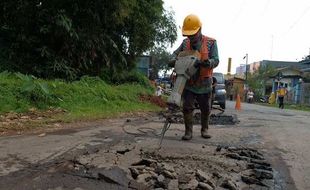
213, 72, 226, 109
155, 78, 171, 89
259, 95, 269, 103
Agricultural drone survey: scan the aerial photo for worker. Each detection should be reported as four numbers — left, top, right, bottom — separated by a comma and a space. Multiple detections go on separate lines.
277, 84, 287, 109
170, 14, 219, 140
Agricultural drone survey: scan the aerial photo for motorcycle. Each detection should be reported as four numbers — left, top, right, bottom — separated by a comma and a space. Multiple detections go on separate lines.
259, 95, 269, 103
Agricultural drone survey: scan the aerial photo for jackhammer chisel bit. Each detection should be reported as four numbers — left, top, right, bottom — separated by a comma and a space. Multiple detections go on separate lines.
159, 119, 171, 147
158, 51, 200, 148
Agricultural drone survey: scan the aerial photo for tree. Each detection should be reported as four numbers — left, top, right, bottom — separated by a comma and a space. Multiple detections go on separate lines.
0, 0, 177, 81
247, 64, 276, 98
149, 47, 172, 80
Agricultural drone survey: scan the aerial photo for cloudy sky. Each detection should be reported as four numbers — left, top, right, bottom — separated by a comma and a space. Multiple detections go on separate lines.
164, 0, 310, 74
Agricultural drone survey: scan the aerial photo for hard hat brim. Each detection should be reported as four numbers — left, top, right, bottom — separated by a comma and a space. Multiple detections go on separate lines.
182, 27, 200, 36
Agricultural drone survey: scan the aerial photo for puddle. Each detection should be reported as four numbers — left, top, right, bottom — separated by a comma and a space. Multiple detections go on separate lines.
242, 124, 264, 128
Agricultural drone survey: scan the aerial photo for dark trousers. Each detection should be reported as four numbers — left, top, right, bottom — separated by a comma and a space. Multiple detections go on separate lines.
278, 96, 284, 109
183, 89, 211, 129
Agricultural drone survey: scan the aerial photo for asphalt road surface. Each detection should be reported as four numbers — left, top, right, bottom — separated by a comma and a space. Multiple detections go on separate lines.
0, 101, 309, 190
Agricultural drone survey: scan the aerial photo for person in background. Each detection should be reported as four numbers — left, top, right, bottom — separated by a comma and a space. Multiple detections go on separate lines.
247, 89, 254, 103
277, 84, 287, 109
155, 85, 163, 97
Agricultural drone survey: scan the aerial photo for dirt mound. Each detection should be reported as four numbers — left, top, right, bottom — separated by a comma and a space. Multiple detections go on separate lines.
0, 108, 66, 135
139, 95, 167, 108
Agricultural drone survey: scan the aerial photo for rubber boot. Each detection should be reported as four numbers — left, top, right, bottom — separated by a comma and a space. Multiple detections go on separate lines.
201, 112, 211, 139
182, 113, 193, 140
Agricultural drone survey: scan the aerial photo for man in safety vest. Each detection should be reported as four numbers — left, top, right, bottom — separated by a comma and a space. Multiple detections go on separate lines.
171, 14, 219, 140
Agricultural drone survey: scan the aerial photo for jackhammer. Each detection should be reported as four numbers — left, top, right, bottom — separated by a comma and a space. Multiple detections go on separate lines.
159, 51, 201, 147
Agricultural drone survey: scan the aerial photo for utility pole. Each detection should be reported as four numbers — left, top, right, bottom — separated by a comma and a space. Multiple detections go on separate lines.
227, 57, 232, 76
245, 53, 248, 83
271, 35, 274, 59
243, 53, 249, 102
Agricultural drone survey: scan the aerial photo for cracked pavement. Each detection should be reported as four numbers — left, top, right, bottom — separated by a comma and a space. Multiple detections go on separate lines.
0, 101, 310, 189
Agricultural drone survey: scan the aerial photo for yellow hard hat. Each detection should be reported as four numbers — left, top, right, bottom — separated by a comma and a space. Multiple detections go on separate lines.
182, 14, 202, 36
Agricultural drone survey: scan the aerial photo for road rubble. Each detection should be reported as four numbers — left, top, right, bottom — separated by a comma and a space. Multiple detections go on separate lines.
1, 101, 304, 190
0, 118, 278, 190
0, 145, 276, 190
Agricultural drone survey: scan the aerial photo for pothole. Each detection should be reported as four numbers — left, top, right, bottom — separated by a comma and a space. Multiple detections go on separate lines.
0, 142, 283, 190
132, 146, 277, 189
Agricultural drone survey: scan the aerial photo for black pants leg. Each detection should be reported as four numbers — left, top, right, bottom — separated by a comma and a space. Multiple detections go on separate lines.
278, 97, 284, 109
183, 90, 211, 132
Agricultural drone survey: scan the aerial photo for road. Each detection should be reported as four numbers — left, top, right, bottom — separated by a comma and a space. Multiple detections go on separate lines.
0, 101, 309, 190
234, 101, 310, 190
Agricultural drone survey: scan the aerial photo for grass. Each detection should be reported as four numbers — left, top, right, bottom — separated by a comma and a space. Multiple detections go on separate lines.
285, 104, 310, 112
0, 73, 161, 127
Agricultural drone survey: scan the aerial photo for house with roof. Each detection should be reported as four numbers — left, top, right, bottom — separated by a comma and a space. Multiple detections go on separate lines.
260, 59, 310, 104
236, 58, 310, 104
136, 55, 152, 77
268, 67, 304, 103
225, 74, 246, 101
299, 56, 310, 78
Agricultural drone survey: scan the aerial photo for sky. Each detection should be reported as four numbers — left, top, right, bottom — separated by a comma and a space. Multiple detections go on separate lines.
163, 0, 310, 74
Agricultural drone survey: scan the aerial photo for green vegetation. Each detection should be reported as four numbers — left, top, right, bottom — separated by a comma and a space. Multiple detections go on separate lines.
0, 72, 160, 121
0, 1, 175, 129
0, 0, 177, 81
285, 104, 310, 112
149, 47, 172, 80
247, 64, 276, 99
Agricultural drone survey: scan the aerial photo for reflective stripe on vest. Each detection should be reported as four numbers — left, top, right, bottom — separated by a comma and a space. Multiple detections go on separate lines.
185, 35, 213, 80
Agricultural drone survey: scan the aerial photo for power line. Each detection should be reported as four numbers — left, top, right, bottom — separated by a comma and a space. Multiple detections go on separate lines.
232, 0, 246, 23
262, 0, 271, 15
287, 6, 310, 33
270, 35, 274, 60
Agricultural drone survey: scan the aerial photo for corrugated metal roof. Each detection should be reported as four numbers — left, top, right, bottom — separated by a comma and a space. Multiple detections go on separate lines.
261, 60, 308, 69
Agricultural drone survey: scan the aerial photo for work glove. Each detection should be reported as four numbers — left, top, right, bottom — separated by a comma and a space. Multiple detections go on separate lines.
194, 59, 201, 68
203, 59, 211, 67
168, 59, 176, 67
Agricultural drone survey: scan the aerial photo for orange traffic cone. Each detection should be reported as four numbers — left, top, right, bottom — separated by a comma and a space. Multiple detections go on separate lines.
235, 94, 241, 110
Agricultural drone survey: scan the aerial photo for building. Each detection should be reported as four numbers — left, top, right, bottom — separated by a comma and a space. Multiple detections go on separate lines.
236, 59, 310, 75
136, 56, 152, 77
247, 59, 310, 73
249, 61, 261, 73
235, 64, 246, 75
300, 56, 310, 79
225, 75, 246, 101
234, 57, 310, 104
267, 67, 304, 104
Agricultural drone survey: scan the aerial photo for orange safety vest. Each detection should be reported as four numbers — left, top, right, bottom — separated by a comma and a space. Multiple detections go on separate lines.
185, 35, 214, 84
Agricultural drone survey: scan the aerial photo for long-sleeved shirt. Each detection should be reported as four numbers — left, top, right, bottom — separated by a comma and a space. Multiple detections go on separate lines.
172, 36, 219, 94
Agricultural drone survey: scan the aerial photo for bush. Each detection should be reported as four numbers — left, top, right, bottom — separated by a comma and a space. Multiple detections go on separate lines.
0, 73, 159, 119
101, 70, 153, 88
